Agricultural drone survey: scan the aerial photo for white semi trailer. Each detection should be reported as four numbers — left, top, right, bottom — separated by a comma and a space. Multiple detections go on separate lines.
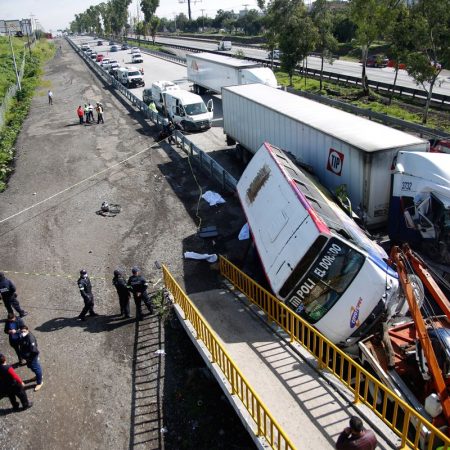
222, 83, 431, 229
186, 52, 277, 95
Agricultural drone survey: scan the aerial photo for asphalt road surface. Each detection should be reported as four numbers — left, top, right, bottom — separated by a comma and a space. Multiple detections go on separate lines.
0, 38, 254, 450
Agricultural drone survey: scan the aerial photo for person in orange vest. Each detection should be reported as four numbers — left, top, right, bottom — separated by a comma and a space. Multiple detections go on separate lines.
77, 105, 84, 124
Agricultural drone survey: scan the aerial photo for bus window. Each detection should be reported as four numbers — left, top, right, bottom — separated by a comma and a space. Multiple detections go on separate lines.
286, 238, 365, 324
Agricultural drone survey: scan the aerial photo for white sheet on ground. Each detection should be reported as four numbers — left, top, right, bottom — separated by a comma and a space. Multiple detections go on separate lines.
184, 252, 218, 263
201, 190, 226, 206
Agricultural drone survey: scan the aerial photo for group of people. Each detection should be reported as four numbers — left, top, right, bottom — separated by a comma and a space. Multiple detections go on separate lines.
0, 272, 43, 411
76, 102, 104, 125
77, 266, 154, 322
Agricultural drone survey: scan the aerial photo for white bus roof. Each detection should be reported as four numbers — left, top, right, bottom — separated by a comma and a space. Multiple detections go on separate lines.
223, 84, 427, 153
188, 52, 260, 69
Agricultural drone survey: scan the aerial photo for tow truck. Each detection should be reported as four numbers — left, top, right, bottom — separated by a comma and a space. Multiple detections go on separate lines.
360, 244, 450, 446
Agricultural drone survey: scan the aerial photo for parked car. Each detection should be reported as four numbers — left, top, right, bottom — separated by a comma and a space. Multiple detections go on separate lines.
268, 49, 282, 60
131, 53, 143, 64
121, 43, 129, 50
85, 48, 93, 55
363, 54, 389, 68
97, 40, 103, 46
90, 52, 97, 60
110, 45, 119, 52
96, 54, 105, 62
131, 47, 140, 54
102, 59, 118, 70
100, 58, 111, 67
81, 44, 90, 51
109, 40, 115, 45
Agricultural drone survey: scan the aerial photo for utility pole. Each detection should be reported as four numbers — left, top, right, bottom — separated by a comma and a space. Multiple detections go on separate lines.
200, 8, 206, 30
8, 28, 21, 91
178, 0, 202, 21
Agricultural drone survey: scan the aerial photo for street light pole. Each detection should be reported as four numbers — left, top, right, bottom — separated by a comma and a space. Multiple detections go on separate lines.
8, 29, 21, 91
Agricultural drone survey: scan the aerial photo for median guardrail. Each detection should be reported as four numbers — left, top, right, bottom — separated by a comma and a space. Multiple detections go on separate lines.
66, 37, 237, 192
219, 255, 450, 450
162, 264, 295, 450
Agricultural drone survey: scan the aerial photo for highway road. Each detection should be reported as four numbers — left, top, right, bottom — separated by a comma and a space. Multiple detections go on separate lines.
77, 37, 231, 165
151, 35, 450, 97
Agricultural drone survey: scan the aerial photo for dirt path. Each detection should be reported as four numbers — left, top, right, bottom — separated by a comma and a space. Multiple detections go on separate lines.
0, 39, 253, 450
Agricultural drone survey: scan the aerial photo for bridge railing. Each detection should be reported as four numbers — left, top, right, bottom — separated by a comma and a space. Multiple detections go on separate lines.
162, 265, 295, 450
219, 255, 450, 450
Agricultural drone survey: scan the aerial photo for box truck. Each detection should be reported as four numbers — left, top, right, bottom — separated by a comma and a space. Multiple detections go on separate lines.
222, 83, 432, 229
186, 52, 277, 95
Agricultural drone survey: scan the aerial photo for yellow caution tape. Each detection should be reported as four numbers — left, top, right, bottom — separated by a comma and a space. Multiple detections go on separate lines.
1, 270, 108, 280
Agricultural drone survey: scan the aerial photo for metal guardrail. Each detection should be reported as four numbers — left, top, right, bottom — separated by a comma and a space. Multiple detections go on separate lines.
67, 37, 236, 192
162, 264, 295, 450
219, 255, 450, 450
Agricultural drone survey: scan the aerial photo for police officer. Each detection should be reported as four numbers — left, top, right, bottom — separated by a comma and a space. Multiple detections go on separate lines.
18, 325, 43, 392
127, 267, 153, 320
112, 269, 130, 318
0, 272, 28, 317
77, 269, 98, 321
4, 313, 26, 364
0, 353, 32, 410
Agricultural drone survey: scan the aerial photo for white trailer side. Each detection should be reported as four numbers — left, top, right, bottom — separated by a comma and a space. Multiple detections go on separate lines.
187, 52, 277, 94
222, 84, 429, 227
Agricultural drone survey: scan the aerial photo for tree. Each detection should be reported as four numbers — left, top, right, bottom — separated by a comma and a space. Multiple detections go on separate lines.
237, 9, 263, 36
406, 0, 450, 124
311, 0, 338, 91
276, 2, 319, 86
385, 4, 413, 105
350, 0, 397, 95
149, 16, 160, 44
332, 10, 356, 43
140, 0, 159, 22
212, 10, 236, 30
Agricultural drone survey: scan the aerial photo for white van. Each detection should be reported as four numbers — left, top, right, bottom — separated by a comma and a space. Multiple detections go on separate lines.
151, 81, 181, 112
163, 90, 213, 131
117, 67, 145, 88
218, 40, 232, 51
131, 53, 143, 64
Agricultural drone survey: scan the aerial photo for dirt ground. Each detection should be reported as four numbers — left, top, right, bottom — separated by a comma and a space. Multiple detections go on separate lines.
0, 39, 254, 449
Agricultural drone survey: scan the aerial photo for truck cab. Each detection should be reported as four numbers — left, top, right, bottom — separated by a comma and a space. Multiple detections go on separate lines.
162, 90, 213, 132
388, 151, 450, 264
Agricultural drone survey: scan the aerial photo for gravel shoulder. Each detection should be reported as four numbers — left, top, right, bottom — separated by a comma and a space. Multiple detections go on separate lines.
0, 39, 253, 450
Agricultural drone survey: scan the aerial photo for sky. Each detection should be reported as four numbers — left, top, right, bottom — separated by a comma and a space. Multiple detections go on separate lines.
1, 0, 263, 31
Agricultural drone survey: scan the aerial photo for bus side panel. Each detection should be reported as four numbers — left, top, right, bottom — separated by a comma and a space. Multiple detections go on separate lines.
237, 146, 321, 295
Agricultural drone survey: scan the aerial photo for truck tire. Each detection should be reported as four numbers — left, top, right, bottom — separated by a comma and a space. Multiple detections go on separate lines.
226, 135, 236, 146
193, 84, 199, 94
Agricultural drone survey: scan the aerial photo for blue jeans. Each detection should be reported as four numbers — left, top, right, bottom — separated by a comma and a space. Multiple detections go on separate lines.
27, 355, 43, 384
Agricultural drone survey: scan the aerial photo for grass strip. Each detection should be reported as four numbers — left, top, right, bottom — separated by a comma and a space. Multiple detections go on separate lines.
0, 39, 55, 191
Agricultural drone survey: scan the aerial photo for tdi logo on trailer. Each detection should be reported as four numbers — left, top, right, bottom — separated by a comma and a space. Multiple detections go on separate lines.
327, 148, 344, 176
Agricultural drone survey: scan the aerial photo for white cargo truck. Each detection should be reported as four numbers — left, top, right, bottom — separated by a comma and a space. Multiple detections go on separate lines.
117, 67, 145, 88
222, 83, 430, 228
186, 52, 277, 95
151, 81, 181, 112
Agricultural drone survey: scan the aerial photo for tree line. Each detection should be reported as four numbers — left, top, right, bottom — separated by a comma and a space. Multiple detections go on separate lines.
71, 0, 450, 124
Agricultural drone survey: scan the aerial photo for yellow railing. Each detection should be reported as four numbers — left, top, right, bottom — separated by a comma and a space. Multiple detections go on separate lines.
219, 255, 450, 450
162, 265, 296, 450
